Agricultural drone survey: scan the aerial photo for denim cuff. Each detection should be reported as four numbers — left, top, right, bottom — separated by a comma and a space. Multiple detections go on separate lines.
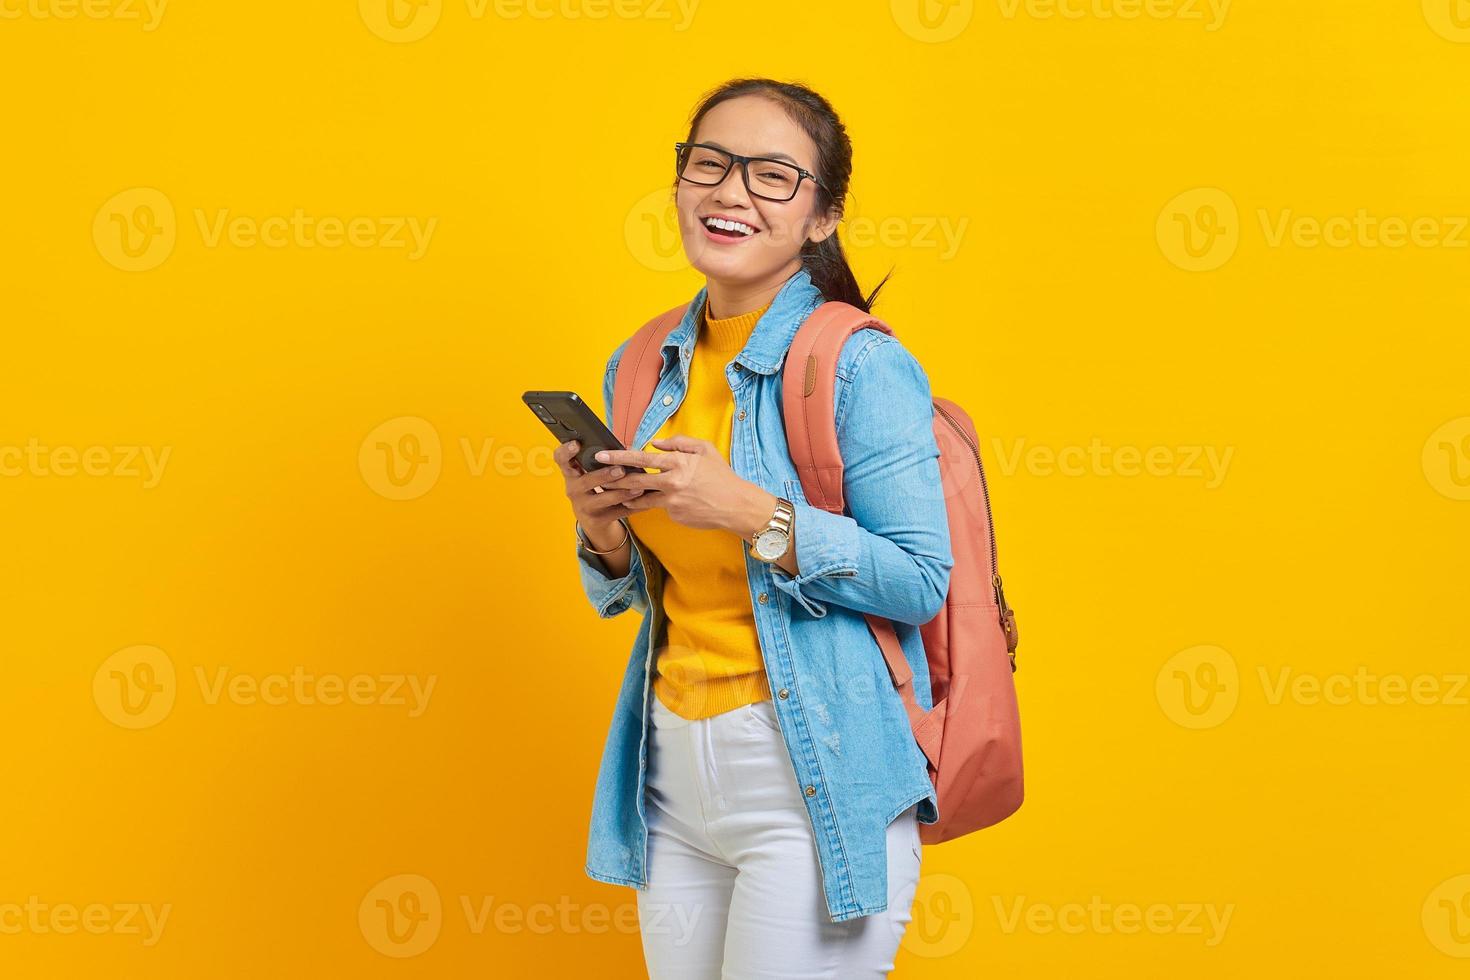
767, 500, 859, 619
576, 523, 647, 619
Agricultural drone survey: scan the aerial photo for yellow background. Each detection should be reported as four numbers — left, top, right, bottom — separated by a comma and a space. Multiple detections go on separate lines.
3, 0, 1468, 976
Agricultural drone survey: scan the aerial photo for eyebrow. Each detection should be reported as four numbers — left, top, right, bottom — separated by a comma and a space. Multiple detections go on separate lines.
702, 140, 801, 166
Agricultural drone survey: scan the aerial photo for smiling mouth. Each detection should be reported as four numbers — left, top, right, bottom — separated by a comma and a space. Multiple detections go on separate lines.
702, 216, 759, 239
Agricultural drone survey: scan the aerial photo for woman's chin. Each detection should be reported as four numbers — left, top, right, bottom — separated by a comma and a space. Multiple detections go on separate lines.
687, 252, 766, 282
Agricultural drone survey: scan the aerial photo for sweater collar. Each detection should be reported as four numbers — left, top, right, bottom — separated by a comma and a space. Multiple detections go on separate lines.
661, 266, 824, 376
701, 300, 771, 352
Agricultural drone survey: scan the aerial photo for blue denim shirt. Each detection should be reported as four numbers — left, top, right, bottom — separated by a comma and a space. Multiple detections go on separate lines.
577, 266, 954, 923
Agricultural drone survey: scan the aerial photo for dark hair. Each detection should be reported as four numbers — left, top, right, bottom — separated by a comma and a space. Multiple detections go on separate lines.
680, 77, 893, 313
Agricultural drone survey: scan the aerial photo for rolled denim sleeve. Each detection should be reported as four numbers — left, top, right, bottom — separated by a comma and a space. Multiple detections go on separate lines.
769, 334, 954, 625
576, 519, 649, 618
574, 337, 650, 619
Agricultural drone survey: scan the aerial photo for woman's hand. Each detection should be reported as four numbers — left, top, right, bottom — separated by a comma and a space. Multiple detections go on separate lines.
595, 435, 774, 535
554, 439, 646, 533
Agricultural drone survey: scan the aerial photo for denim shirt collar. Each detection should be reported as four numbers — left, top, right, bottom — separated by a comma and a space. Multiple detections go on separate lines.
660, 265, 824, 376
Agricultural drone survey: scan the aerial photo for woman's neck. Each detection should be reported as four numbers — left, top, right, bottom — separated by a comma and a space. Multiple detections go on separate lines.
703, 259, 801, 320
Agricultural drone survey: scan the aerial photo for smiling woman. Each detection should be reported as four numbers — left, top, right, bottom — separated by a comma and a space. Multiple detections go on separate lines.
551, 77, 948, 979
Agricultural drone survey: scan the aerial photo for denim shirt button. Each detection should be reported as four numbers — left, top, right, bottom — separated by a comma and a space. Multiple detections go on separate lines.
804, 785, 817, 797
737, 409, 747, 420
661, 394, 673, 406
757, 592, 768, 604
777, 688, 789, 699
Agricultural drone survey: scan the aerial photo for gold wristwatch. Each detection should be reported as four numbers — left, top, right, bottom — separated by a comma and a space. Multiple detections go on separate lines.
748, 496, 795, 564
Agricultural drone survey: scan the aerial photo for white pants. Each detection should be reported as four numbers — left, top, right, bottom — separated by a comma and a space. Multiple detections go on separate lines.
637, 691, 922, 979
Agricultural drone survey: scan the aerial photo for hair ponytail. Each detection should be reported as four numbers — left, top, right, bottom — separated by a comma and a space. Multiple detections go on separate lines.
801, 232, 891, 313
682, 77, 894, 314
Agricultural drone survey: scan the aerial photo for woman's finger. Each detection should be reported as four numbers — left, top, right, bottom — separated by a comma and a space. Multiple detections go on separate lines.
552, 440, 582, 480
574, 464, 630, 496
590, 447, 672, 473
583, 487, 644, 520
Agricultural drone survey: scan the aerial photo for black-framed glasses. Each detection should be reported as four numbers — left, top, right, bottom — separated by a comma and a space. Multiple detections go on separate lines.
674, 141, 825, 203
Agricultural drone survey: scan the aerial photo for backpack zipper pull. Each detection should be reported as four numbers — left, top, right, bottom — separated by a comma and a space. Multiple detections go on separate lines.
994, 573, 1018, 670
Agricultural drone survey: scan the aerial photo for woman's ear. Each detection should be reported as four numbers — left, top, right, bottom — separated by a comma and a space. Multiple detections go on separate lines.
806, 203, 842, 246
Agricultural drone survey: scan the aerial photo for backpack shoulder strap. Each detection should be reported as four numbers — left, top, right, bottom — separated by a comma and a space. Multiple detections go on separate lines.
781, 301, 894, 514
611, 303, 689, 449
783, 302, 939, 763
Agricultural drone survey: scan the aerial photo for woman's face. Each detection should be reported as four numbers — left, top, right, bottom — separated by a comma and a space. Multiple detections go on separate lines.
675, 95, 838, 286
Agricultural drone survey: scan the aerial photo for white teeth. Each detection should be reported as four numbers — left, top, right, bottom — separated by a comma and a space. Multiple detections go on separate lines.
704, 216, 756, 236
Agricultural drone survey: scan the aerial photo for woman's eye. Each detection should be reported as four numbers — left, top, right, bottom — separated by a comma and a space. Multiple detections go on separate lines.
759, 171, 791, 183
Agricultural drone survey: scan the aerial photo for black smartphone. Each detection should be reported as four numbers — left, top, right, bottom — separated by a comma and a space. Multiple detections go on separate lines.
522, 390, 625, 473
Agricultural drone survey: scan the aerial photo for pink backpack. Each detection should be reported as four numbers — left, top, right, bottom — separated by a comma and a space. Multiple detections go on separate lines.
613, 300, 1024, 844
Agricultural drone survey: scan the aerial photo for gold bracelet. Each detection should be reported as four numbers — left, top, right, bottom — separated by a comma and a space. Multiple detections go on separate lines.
577, 519, 630, 555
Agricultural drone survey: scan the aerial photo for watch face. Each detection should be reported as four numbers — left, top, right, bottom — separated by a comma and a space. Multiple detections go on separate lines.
755, 529, 788, 560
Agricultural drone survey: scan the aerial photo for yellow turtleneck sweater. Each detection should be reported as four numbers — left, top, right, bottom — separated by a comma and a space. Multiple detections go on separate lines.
628, 298, 774, 720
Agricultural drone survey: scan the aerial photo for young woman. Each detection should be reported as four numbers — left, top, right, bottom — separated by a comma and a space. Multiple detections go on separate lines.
553, 78, 954, 978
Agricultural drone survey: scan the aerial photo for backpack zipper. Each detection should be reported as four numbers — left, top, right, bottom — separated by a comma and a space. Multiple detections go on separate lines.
932, 401, 1017, 669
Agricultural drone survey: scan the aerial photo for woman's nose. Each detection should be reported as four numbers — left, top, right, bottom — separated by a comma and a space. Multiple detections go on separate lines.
711, 162, 752, 206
